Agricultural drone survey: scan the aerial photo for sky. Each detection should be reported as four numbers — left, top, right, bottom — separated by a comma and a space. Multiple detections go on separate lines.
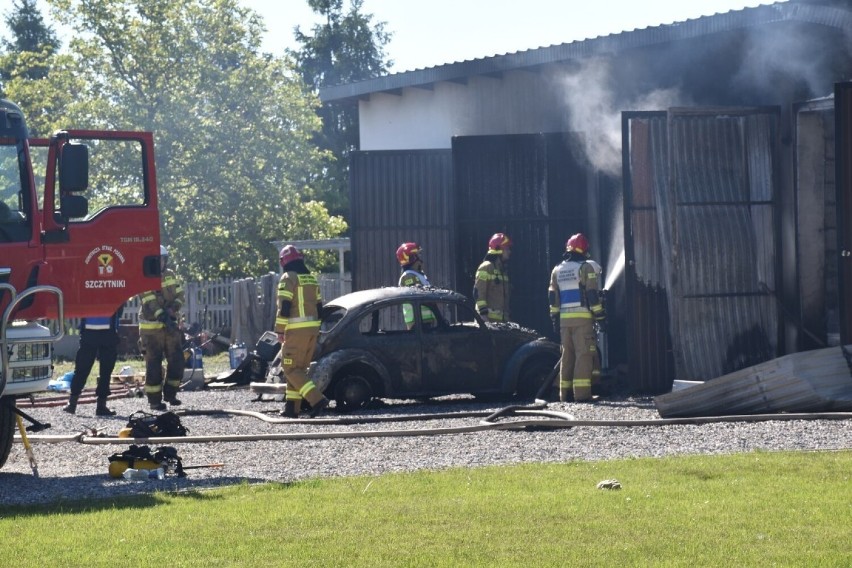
23, 1, 775, 73
242, 0, 773, 73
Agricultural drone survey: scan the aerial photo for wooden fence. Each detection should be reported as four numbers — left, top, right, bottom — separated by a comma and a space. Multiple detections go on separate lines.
65, 272, 352, 344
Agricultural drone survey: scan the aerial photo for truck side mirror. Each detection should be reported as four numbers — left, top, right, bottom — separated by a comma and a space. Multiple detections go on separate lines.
60, 195, 89, 219
59, 142, 89, 192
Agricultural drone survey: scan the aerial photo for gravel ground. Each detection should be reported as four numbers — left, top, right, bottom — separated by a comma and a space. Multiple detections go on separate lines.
3, 387, 852, 507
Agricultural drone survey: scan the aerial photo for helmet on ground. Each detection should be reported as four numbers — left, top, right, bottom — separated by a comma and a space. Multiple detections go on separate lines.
487, 233, 511, 254
279, 244, 304, 267
396, 242, 422, 266
566, 233, 590, 255
160, 245, 168, 256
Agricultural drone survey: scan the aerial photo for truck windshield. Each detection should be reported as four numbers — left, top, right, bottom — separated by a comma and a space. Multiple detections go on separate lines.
0, 143, 26, 230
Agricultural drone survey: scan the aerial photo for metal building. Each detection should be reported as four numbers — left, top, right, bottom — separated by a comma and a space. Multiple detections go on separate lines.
321, 0, 852, 394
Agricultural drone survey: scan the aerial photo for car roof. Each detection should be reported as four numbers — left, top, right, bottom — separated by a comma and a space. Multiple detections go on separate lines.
327, 287, 471, 311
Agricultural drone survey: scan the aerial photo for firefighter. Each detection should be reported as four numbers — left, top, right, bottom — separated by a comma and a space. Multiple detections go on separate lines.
276, 245, 330, 418
396, 242, 436, 329
62, 307, 123, 416
138, 245, 185, 411
473, 233, 512, 322
548, 233, 606, 402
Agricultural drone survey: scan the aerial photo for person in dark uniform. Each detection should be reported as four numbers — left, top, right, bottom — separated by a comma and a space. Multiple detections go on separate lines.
63, 307, 123, 416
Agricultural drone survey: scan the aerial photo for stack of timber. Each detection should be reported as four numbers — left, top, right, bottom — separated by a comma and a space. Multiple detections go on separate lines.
654, 345, 852, 417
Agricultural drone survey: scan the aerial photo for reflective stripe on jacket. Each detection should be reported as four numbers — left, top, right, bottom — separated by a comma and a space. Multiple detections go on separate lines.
549, 259, 596, 319
138, 269, 184, 332
275, 271, 322, 333
473, 259, 510, 321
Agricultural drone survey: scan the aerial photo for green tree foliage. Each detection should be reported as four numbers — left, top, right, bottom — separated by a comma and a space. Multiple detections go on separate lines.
0, 0, 75, 135
290, 0, 392, 215
40, 0, 346, 280
2, 0, 60, 56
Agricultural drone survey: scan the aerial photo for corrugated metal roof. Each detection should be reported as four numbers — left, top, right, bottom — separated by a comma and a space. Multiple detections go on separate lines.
654, 345, 852, 417
320, 2, 852, 103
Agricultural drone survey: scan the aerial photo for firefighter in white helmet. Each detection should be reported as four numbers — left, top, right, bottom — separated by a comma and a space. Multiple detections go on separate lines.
276, 245, 330, 418
396, 242, 436, 329
473, 233, 512, 322
138, 245, 185, 410
548, 233, 605, 402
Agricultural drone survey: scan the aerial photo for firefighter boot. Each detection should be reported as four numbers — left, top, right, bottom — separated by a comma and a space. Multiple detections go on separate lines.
148, 396, 167, 412
62, 394, 79, 414
164, 388, 182, 407
309, 396, 330, 418
96, 397, 116, 417
280, 401, 297, 418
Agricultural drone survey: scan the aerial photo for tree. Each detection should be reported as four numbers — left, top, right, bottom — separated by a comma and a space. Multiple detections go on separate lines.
40, 0, 346, 280
0, 0, 71, 130
290, 0, 392, 215
2, 0, 60, 55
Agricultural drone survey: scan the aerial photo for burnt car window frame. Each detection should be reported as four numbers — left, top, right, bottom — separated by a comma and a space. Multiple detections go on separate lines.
320, 306, 347, 333
358, 302, 413, 336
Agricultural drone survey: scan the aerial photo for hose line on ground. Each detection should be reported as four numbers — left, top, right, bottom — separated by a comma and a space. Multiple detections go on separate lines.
14, 405, 852, 446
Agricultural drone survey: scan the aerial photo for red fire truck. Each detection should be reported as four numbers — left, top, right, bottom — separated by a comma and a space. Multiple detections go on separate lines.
0, 99, 162, 468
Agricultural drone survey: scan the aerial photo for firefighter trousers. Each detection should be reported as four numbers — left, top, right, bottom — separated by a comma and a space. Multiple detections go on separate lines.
559, 318, 596, 402
281, 327, 324, 407
141, 327, 184, 403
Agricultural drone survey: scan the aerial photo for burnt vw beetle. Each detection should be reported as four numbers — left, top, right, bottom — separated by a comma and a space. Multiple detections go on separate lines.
309, 287, 560, 411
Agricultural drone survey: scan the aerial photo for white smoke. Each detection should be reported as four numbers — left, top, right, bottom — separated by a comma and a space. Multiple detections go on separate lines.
557, 58, 688, 176
733, 23, 840, 100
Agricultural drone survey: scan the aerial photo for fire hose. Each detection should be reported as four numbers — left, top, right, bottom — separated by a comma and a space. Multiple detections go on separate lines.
14, 404, 852, 446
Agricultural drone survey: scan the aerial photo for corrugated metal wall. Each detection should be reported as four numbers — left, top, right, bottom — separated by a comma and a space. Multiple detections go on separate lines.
836, 82, 852, 345
623, 112, 677, 393
625, 108, 782, 389
349, 150, 453, 291
795, 100, 838, 350
452, 133, 590, 336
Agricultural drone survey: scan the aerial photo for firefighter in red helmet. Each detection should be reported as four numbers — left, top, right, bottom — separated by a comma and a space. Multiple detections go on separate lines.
396, 242, 436, 329
473, 233, 512, 322
275, 245, 330, 418
548, 233, 605, 402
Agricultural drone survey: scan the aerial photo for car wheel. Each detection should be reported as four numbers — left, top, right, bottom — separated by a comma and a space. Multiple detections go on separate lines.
333, 373, 374, 412
0, 398, 15, 468
517, 357, 559, 399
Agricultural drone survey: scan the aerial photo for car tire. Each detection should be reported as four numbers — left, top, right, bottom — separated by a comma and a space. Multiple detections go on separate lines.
0, 398, 15, 468
517, 357, 559, 399
333, 373, 374, 412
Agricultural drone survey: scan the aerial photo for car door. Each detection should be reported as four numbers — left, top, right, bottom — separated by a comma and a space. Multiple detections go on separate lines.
419, 300, 495, 394
354, 302, 423, 394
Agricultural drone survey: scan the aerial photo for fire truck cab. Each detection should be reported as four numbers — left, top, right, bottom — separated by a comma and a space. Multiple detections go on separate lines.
0, 99, 162, 468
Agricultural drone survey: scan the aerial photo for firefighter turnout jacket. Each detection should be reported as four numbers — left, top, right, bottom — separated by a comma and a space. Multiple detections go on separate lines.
275, 270, 322, 334
474, 258, 510, 322
138, 268, 184, 333
548, 259, 603, 321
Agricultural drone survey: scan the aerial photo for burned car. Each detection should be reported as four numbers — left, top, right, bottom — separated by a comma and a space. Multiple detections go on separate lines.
309, 287, 560, 411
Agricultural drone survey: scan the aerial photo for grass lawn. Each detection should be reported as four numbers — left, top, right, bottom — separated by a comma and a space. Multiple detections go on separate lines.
1, 451, 849, 567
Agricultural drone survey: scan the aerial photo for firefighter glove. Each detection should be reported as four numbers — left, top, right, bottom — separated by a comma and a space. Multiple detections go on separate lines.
166, 317, 178, 330
595, 318, 607, 333
550, 314, 560, 335
478, 307, 489, 317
